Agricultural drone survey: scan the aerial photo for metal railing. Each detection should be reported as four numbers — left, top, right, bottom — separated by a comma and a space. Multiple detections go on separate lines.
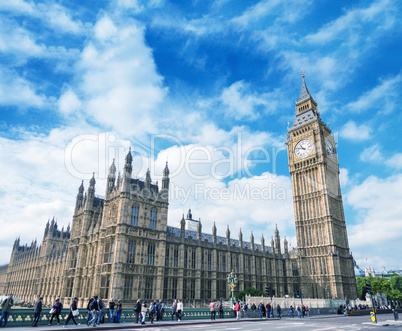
1, 308, 234, 326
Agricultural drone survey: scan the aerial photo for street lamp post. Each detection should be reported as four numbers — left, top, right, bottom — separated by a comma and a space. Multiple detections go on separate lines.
227, 270, 238, 305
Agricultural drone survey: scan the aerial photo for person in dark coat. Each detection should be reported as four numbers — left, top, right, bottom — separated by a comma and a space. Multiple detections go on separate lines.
0, 294, 14, 327
89, 295, 100, 327
108, 298, 116, 323
64, 297, 81, 326
218, 300, 224, 319
31, 297, 43, 327
133, 300, 141, 324
277, 304, 282, 319
48, 298, 63, 325
115, 300, 122, 323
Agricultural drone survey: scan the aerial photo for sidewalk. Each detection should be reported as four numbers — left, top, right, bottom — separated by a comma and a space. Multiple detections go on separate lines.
0, 314, 348, 331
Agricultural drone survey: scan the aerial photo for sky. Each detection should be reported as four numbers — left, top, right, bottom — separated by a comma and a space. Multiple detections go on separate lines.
0, 0, 401, 273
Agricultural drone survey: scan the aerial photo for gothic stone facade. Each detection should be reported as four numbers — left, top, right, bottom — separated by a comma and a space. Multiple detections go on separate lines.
1, 75, 356, 306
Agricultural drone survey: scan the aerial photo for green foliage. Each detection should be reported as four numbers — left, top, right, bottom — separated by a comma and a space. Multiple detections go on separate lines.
356, 275, 402, 301
236, 287, 266, 301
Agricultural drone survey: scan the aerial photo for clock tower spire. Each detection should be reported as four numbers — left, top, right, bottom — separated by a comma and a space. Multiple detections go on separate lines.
287, 71, 357, 300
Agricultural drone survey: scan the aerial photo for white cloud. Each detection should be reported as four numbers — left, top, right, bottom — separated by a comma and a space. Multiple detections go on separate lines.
339, 120, 371, 141
231, 0, 282, 28
0, 66, 47, 109
359, 144, 383, 163
0, 0, 35, 14
346, 74, 402, 113
94, 16, 118, 41
305, 0, 396, 44
1, 1, 85, 35
71, 16, 167, 138
385, 153, 402, 170
346, 173, 402, 269
221, 81, 267, 121
58, 89, 82, 115
39, 3, 85, 35
0, 17, 44, 58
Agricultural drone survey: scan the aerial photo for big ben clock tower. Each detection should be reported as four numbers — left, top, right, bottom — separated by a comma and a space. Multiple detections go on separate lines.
287, 71, 357, 299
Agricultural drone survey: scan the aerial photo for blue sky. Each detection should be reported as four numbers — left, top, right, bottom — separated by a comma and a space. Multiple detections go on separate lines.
0, 0, 401, 272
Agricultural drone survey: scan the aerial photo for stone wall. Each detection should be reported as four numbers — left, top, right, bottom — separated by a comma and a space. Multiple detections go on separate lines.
245, 295, 372, 309
0, 264, 9, 295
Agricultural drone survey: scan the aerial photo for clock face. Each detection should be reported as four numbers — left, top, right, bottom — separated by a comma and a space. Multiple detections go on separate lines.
294, 139, 313, 159
326, 139, 335, 158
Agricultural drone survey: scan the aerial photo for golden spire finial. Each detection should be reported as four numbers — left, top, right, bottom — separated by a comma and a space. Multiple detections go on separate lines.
301, 68, 305, 78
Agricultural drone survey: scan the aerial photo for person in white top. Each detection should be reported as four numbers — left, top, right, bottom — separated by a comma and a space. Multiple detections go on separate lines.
176, 300, 183, 321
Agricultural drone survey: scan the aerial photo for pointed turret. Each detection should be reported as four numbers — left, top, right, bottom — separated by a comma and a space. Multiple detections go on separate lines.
67, 223, 71, 233
187, 209, 192, 220
106, 159, 116, 197
238, 228, 243, 248
297, 69, 311, 103
122, 148, 133, 192
275, 224, 281, 254
180, 214, 185, 238
226, 225, 230, 246
75, 181, 84, 209
116, 171, 121, 190
50, 217, 55, 236
212, 222, 217, 244
261, 234, 265, 252
162, 161, 170, 191
145, 168, 151, 188
250, 231, 254, 250
271, 236, 275, 254
295, 69, 318, 116
284, 236, 289, 254
197, 218, 202, 241
44, 219, 50, 239
86, 173, 96, 208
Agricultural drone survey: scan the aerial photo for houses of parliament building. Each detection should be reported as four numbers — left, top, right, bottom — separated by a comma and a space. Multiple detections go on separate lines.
0, 75, 357, 307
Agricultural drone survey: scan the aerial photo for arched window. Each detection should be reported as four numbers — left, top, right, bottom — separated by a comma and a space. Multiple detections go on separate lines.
149, 209, 157, 229
130, 205, 139, 226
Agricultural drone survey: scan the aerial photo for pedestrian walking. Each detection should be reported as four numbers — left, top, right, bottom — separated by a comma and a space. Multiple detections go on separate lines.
266, 303, 271, 318
218, 300, 224, 319
96, 297, 104, 325
31, 297, 43, 327
289, 305, 294, 318
242, 303, 248, 318
277, 304, 281, 319
258, 302, 264, 318
251, 303, 256, 317
297, 305, 302, 318
176, 299, 183, 321
393, 308, 399, 321
305, 305, 309, 317
171, 300, 177, 321
0, 294, 14, 327
63, 297, 81, 327
48, 298, 63, 325
88, 295, 100, 327
115, 300, 122, 323
133, 299, 141, 324
157, 299, 164, 321
86, 297, 95, 326
140, 301, 147, 325
149, 301, 156, 324
234, 301, 241, 320
108, 298, 115, 323
209, 300, 216, 321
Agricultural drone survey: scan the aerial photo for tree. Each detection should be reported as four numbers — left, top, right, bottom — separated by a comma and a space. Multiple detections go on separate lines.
236, 287, 266, 301
356, 275, 402, 302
